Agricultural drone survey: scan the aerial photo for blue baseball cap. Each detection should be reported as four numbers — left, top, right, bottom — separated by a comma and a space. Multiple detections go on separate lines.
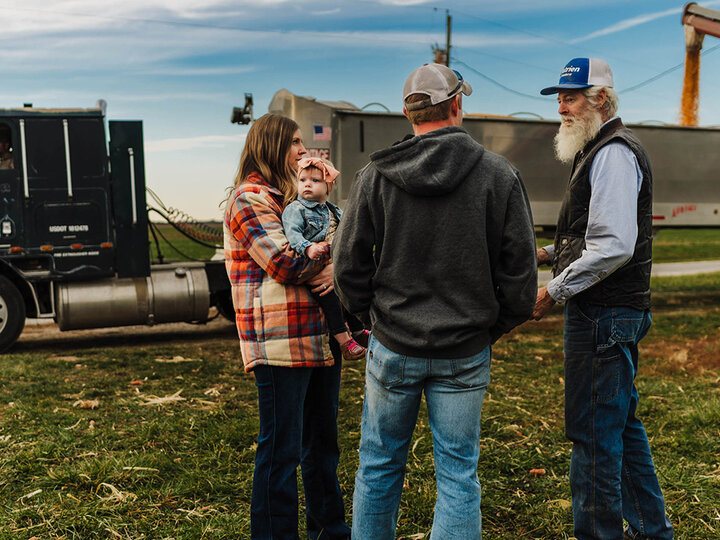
540, 57, 614, 95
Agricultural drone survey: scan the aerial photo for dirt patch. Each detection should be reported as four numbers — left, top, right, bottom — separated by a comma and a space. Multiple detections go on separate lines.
643, 335, 720, 375
14, 316, 237, 354
508, 315, 565, 338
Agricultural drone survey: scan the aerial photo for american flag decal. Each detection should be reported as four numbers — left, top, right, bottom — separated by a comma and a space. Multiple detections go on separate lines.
313, 125, 332, 142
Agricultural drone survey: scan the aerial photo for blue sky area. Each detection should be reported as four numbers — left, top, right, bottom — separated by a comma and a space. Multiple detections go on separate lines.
3, 0, 719, 219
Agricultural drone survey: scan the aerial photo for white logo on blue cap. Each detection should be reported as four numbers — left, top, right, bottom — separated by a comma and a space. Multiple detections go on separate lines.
541, 58, 612, 96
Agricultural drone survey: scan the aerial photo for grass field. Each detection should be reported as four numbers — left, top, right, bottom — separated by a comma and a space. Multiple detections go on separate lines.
148, 222, 220, 263
0, 228, 718, 539
149, 223, 720, 265
537, 227, 720, 263
1, 280, 718, 538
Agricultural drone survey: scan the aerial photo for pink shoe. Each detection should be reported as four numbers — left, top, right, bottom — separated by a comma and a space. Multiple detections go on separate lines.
352, 329, 370, 348
341, 338, 366, 361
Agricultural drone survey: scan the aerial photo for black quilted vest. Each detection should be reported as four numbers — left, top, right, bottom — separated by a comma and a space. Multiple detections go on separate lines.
552, 118, 653, 310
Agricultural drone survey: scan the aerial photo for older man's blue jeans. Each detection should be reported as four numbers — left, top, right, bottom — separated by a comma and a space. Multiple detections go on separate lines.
564, 299, 673, 540
352, 336, 490, 540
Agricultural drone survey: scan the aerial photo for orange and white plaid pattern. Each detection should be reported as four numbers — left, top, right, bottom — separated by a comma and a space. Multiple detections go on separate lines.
224, 173, 332, 371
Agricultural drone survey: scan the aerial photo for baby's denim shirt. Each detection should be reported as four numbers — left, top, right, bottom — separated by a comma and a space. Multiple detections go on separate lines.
282, 196, 343, 256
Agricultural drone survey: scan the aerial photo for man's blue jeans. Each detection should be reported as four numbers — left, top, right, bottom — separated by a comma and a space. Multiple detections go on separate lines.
564, 299, 673, 540
352, 336, 491, 540
251, 340, 350, 540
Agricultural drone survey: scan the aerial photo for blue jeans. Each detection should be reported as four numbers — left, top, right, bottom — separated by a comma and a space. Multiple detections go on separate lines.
564, 299, 673, 540
352, 336, 491, 540
251, 340, 350, 540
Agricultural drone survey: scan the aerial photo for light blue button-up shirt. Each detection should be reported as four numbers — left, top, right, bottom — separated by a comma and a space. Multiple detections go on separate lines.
545, 119, 644, 303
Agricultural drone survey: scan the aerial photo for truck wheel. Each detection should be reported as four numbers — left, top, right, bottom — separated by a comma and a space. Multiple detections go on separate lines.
215, 291, 235, 322
0, 275, 26, 353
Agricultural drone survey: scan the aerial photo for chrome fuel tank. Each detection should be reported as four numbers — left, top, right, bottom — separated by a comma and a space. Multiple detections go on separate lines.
55, 263, 210, 331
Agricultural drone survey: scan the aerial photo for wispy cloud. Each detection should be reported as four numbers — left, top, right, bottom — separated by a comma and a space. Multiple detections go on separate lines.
454, 34, 544, 48
0, 88, 231, 109
0, 0, 240, 36
134, 66, 258, 77
108, 92, 233, 104
378, 0, 432, 5
310, 8, 341, 15
146, 134, 247, 153
571, 7, 680, 43
571, 1, 720, 43
0, 0, 549, 78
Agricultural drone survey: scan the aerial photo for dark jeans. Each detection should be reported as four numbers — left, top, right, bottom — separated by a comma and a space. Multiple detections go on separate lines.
311, 289, 364, 336
251, 339, 350, 540
564, 299, 673, 540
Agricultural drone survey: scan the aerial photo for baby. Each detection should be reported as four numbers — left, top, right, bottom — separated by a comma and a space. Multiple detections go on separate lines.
282, 157, 368, 361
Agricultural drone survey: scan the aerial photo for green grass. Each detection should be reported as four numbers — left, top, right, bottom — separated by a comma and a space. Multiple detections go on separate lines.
651, 272, 720, 313
537, 228, 720, 263
153, 223, 720, 266
1, 273, 718, 538
651, 272, 720, 292
148, 222, 220, 263
652, 228, 720, 262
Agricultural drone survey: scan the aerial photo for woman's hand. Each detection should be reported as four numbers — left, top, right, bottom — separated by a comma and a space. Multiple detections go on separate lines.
308, 263, 334, 296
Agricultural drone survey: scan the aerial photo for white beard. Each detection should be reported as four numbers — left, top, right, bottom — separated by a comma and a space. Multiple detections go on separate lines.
553, 109, 603, 164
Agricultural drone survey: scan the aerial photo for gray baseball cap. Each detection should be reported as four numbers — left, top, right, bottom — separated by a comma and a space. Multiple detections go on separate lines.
403, 63, 473, 112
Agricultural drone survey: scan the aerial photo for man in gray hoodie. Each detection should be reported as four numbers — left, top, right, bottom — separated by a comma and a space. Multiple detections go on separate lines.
333, 63, 537, 540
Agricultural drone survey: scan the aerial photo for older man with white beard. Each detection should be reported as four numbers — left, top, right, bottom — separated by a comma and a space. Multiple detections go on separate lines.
533, 58, 674, 540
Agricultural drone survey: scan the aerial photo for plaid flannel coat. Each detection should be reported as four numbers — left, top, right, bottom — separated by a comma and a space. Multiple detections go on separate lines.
224, 173, 332, 371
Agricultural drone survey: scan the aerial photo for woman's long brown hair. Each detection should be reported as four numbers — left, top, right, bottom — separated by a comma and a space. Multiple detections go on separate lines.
233, 114, 300, 206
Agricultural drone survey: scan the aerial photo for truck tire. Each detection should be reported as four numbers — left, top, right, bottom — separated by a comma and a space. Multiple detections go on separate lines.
0, 275, 26, 353
215, 290, 235, 322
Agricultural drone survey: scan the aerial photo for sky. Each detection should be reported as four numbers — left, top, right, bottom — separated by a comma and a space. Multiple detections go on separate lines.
3, 0, 720, 220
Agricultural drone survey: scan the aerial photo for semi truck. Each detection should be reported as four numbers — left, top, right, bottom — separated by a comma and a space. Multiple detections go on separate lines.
0, 105, 232, 353
268, 89, 720, 230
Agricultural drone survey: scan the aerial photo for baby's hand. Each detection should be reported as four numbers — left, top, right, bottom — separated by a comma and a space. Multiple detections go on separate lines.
306, 243, 326, 261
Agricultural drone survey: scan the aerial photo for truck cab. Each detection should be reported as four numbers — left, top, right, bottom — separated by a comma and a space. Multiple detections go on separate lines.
0, 106, 230, 352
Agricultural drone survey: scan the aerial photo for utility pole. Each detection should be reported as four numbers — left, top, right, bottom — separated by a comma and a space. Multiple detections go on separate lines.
445, 9, 452, 67
432, 9, 452, 66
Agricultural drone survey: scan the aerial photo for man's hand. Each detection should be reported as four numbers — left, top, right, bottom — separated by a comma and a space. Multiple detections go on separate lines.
537, 248, 551, 266
533, 286, 556, 320
309, 263, 334, 296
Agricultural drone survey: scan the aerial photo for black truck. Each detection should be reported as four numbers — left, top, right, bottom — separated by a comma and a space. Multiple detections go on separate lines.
0, 105, 232, 352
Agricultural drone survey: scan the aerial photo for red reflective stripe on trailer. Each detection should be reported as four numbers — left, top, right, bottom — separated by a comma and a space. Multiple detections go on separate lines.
652, 215, 666, 220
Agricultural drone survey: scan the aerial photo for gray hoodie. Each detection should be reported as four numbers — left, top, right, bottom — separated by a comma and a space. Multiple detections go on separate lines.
333, 126, 537, 358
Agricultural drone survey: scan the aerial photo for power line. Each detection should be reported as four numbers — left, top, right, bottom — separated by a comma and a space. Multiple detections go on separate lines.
451, 8, 575, 49
450, 6, 681, 74
452, 46, 557, 74
619, 42, 720, 94
452, 59, 551, 102
456, 39, 720, 103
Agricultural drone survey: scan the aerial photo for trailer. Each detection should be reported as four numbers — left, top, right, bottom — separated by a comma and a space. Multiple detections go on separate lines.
0, 105, 231, 352
269, 89, 720, 229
